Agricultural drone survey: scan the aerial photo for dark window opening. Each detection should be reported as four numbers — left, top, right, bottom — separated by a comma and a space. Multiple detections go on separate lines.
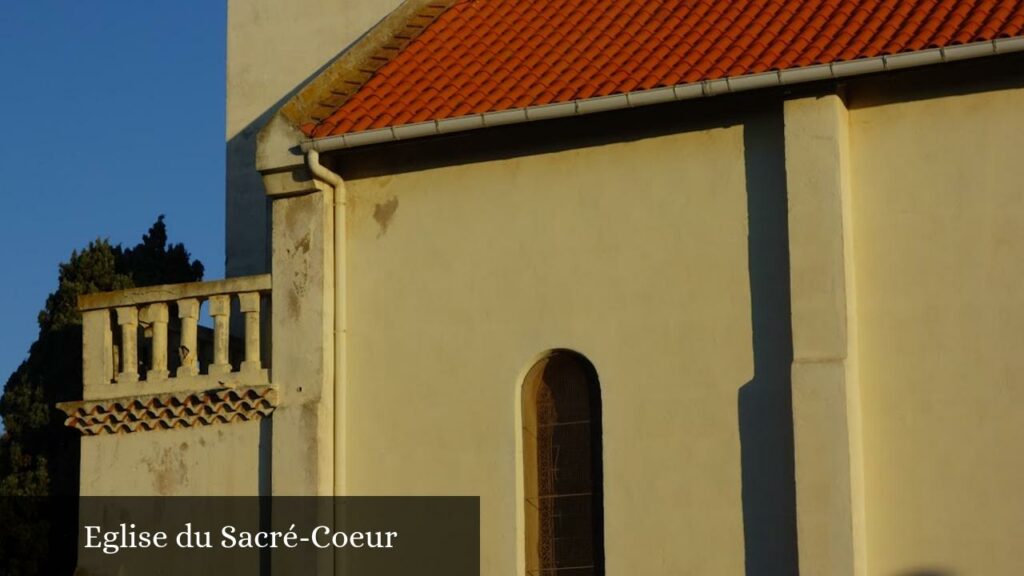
523, 351, 604, 576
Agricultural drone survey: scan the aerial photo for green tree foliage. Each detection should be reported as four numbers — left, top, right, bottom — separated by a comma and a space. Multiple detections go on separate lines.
0, 215, 203, 574
116, 214, 205, 289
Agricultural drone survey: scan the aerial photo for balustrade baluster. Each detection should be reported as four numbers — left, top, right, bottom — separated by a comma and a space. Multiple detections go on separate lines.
177, 298, 200, 377
209, 294, 232, 375
115, 307, 139, 383
239, 292, 262, 373
145, 303, 170, 380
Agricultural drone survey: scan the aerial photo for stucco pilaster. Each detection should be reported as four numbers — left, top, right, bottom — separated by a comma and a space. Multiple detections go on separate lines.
268, 180, 336, 497
785, 94, 866, 576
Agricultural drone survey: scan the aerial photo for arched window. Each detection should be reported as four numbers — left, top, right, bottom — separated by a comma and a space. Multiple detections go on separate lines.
522, 351, 605, 576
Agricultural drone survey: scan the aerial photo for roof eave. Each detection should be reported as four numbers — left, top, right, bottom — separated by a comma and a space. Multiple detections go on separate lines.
300, 36, 1024, 154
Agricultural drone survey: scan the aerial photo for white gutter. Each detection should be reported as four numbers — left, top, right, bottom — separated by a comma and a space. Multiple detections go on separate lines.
300, 36, 1024, 153
306, 149, 347, 497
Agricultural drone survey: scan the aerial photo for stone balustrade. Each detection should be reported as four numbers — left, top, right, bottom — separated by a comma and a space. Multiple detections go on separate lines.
77, 274, 272, 400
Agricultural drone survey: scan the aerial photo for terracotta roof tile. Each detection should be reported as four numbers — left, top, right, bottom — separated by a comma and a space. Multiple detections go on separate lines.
306, 0, 1024, 138
59, 386, 279, 436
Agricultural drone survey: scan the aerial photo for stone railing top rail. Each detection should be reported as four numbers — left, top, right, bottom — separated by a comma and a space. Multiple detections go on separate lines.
78, 274, 272, 311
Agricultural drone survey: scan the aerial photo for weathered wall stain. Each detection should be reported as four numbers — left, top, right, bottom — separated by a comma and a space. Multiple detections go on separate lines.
300, 402, 321, 485
292, 233, 311, 256
144, 446, 189, 496
373, 197, 399, 237
284, 230, 312, 319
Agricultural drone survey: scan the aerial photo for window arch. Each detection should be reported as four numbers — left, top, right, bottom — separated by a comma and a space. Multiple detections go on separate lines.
522, 350, 605, 576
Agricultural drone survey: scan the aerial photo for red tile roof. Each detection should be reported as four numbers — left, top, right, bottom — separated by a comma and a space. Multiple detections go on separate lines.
304, 0, 1024, 138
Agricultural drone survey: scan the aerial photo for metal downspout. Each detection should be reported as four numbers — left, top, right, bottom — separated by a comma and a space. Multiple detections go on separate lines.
306, 149, 346, 497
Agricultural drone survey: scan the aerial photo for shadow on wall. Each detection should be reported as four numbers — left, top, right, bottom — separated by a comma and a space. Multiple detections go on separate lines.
737, 106, 800, 576
225, 35, 367, 278
225, 108, 274, 278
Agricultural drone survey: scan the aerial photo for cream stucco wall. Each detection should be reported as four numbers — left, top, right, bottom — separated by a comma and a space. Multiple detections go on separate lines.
341, 127, 756, 575
850, 86, 1024, 576
226, 0, 401, 276
80, 422, 262, 496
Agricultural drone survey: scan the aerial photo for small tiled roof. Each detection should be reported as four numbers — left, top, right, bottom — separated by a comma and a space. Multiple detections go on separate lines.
58, 386, 279, 435
304, 0, 1024, 138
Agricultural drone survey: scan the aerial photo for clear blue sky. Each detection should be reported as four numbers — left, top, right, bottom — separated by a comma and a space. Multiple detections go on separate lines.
0, 1, 227, 432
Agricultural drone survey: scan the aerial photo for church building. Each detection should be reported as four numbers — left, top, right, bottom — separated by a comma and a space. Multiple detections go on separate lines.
61, 1, 1024, 575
